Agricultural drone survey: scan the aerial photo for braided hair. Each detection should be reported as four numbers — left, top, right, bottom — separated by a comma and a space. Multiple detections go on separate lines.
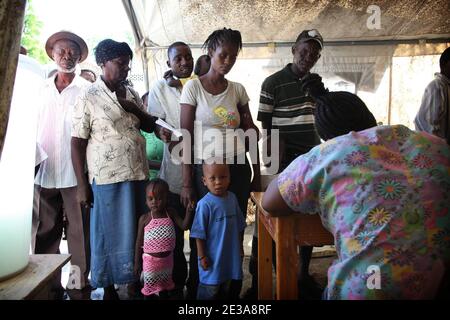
146, 178, 169, 199
202, 28, 242, 53
302, 79, 377, 140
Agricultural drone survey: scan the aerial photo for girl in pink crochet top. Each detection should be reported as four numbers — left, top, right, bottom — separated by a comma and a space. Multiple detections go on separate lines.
134, 178, 194, 299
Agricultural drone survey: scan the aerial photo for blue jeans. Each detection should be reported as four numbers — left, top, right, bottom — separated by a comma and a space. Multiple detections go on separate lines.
197, 280, 242, 300
168, 192, 188, 293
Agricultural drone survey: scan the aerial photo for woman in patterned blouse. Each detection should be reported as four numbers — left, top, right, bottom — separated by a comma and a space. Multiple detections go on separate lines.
71, 39, 156, 300
263, 81, 450, 299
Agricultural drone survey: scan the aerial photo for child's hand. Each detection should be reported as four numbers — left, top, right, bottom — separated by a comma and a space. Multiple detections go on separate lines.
163, 69, 182, 88
163, 70, 173, 81
199, 256, 210, 270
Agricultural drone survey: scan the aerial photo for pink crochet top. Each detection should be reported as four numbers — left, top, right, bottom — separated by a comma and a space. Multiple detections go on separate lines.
143, 211, 176, 254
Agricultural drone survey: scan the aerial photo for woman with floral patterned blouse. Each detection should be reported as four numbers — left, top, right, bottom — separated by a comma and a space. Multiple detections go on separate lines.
71, 39, 155, 300
262, 87, 450, 299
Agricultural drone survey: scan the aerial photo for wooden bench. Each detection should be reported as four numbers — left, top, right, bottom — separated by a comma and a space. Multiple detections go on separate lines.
0, 254, 71, 300
251, 192, 334, 300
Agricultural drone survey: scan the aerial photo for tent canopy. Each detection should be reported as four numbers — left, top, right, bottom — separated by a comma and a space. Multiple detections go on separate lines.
122, 0, 450, 128
123, 0, 450, 48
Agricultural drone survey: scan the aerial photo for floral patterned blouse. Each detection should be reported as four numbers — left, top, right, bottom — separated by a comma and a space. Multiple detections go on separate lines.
278, 125, 450, 299
71, 78, 149, 185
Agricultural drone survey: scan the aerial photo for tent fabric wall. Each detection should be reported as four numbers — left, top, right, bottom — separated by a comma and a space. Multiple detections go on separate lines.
138, 44, 444, 131
121, 0, 449, 88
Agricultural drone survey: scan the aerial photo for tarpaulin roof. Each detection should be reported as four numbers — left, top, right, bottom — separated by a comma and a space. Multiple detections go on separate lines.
121, 0, 449, 129
123, 0, 450, 48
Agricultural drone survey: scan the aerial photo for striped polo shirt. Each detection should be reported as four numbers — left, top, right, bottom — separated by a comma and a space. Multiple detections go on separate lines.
258, 63, 321, 170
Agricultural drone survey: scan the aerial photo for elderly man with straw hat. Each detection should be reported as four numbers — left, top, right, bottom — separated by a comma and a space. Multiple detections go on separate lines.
32, 31, 91, 300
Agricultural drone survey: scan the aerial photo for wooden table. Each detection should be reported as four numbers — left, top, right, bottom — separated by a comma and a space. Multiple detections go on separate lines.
0, 254, 71, 300
251, 192, 334, 300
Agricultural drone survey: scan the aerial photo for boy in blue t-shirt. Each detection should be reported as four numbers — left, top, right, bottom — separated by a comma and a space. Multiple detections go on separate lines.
190, 161, 247, 300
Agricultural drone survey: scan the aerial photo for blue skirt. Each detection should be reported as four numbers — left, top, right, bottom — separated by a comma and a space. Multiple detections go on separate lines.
90, 179, 147, 288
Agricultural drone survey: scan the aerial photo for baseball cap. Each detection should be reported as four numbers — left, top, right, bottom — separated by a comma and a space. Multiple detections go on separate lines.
295, 29, 324, 49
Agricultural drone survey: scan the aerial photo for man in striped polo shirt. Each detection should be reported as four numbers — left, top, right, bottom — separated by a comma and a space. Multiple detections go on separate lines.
259, 29, 323, 170
244, 29, 324, 300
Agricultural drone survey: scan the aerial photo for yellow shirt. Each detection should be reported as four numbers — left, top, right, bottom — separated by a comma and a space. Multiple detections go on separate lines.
179, 74, 197, 86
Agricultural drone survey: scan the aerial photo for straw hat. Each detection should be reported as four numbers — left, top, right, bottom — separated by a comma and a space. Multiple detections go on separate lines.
45, 31, 88, 62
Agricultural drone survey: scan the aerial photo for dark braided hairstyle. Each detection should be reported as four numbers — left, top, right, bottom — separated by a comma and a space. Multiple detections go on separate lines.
202, 28, 242, 53
302, 79, 377, 141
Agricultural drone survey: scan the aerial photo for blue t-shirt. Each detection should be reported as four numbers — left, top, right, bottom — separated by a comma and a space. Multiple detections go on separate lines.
190, 191, 247, 285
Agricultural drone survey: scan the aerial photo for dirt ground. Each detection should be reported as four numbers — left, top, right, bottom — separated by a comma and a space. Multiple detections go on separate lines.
86, 221, 335, 300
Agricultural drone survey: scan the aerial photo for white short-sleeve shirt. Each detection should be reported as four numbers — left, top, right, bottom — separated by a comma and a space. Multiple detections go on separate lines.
147, 79, 184, 194
35, 74, 90, 188
179, 78, 250, 160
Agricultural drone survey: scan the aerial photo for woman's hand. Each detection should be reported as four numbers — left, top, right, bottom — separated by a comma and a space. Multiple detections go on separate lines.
247, 121, 262, 141
77, 182, 93, 210
117, 98, 156, 132
181, 185, 196, 209
117, 97, 140, 114
186, 200, 196, 212
156, 124, 172, 143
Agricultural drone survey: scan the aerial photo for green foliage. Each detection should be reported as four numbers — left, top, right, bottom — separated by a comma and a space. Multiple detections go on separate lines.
21, 0, 49, 64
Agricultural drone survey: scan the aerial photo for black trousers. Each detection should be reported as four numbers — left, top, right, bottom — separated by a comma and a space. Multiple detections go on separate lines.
168, 192, 188, 293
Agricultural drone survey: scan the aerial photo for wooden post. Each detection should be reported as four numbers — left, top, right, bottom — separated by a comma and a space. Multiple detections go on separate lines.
275, 216, 298, 299
0, 0, 27, 159
257, 210, 273, 299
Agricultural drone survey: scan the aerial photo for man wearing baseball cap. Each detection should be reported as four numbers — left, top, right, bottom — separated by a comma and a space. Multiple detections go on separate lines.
244, 29, 325, 300
32, 31, 91, 300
